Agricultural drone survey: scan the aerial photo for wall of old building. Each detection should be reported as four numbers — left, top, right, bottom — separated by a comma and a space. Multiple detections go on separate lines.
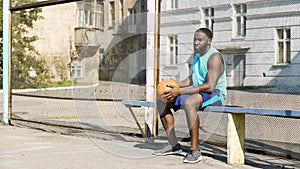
30, 0, 146, 85
31, 2, 77, 81
98, 0, 147, 85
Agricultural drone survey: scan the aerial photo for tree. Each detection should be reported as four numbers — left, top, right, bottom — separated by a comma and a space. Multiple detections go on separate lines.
1, 0, 54, 89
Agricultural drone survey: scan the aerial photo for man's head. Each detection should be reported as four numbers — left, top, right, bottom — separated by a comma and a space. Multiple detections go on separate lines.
194, 28, 213, 54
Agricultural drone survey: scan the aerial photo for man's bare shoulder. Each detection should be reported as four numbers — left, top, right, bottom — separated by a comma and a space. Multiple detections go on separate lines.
209, 52, 224, 65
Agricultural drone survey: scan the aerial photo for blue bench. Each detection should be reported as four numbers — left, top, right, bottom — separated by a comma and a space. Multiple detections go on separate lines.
121, 100, 300, 165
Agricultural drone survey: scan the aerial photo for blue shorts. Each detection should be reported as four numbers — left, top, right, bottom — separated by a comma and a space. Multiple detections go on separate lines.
172, 89, 225, 112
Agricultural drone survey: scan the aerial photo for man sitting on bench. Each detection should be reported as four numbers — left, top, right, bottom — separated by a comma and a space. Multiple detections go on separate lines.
153, 28, 227, 164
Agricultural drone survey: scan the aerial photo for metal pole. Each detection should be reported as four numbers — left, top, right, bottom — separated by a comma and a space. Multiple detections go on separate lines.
153, 0, 161, 137
10, 0, 82, 11
2, 0, 12, 125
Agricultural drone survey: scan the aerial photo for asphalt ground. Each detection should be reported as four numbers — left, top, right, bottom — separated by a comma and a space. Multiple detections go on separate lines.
1, 84, 300, 169
1, 125, 299, 169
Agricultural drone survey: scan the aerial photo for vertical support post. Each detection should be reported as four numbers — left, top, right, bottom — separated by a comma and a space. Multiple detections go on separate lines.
2, 0, 12, 125
153, 0, 161, 137
227, 113, 245, 164
146, 0, 161, 138
146, 0, 156, 139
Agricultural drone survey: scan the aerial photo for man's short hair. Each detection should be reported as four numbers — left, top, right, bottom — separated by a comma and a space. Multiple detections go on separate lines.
195, 28, 213, 39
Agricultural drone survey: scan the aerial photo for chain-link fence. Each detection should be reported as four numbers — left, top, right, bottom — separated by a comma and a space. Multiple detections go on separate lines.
10, 85, 300, 160
4, 0, 300, 162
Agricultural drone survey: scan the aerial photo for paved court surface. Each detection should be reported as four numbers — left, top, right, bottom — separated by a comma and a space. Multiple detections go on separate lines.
1, 125, 299, 169
1, 84, 300, 169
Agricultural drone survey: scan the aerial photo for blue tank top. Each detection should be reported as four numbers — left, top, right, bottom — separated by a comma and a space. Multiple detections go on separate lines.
192, 47, 227, 99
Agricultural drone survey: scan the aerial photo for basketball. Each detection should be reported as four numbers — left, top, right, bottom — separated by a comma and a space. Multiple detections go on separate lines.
157, 78, 179, 103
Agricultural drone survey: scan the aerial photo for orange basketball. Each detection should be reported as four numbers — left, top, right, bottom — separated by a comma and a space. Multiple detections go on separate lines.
157, 78, 179, 103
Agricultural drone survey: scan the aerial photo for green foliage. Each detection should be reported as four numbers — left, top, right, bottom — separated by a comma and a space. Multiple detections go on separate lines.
1, 0, 54, 89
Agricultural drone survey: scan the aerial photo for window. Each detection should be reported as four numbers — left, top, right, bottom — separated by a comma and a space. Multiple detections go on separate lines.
119, 0, 123, 20
203, 7, 214, 32
168, 35, 178, 65
71, 59, 83, 78
99, 48, 105, 67
109, 1, 115, 27
233, 4, 247, 37
171, 0, 178, 9
276, 28, 291, 64
224, 54, 246, 86
76, 0, 104, 29
166, 0, 178, 10
128, 8, 136, 32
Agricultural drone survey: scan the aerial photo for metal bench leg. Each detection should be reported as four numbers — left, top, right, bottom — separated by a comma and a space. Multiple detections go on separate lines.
227, 113, 245, 164
127, 106, 146, 138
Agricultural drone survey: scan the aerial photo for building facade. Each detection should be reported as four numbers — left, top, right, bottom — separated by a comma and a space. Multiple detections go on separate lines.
160, 0, 300, 87
32, 0, 146, 84
31, 3, 77, 82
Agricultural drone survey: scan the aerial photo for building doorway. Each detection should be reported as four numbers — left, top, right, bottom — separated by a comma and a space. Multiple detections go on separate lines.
224, 54, 246, 86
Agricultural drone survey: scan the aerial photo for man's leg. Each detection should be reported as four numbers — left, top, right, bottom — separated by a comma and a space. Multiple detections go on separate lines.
157, 100, 179, 147
183, 94, 202, 149
183, 94, 203, 163
153, 100, 182, 156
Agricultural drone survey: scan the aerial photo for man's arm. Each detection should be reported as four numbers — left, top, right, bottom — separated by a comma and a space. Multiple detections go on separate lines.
204, 52, 225, 92
178, 75, 192, 87
165, 52, 224, 99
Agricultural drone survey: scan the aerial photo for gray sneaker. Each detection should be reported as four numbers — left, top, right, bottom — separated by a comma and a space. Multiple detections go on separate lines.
183, 148, 202, 163
153, 143, 182, 156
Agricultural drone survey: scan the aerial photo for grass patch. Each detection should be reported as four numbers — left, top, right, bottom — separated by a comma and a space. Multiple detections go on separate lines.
227, 85, 275, 90
50, 80, 95, 87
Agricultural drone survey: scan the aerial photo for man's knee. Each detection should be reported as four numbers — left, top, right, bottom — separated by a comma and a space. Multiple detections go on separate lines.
184, 94, 202, 110
157, 100, 173, 117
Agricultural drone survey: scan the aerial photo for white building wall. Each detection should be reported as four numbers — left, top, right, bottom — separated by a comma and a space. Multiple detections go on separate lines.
160, 0, 300, 87
160, 4, 200, 81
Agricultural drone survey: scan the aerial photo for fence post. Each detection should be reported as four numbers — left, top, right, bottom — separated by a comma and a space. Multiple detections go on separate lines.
2, 0, 12, 125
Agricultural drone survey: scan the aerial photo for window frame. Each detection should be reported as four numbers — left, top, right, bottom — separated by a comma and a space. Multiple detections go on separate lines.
232, 4, 247, 38
167, 35, 178, 65
119, 0, 124, 21
128, 8, 137, 33
166, 0, 178, 10
275, 28, 291, 65
203, 7, 214, 32
171, 0, 178, 9
76, 0, 104, 29
71, 59, 84, 78
109, 1, 115, 27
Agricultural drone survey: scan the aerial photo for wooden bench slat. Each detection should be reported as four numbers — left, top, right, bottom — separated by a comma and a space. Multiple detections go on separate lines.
204, 106, 300, 118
